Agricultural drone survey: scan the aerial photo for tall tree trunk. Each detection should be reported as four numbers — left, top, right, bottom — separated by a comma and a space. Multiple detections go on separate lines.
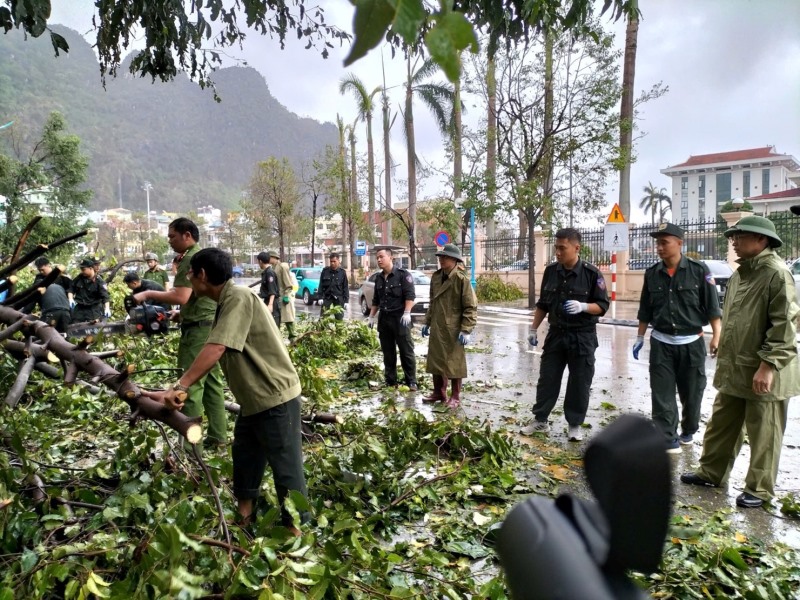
349, 130, 359, 280
310, 193, 317, 267
405, 66, 417, 269
338, 118, 349, 269
485, 54, 497, 238
366, 113, 375, 234
618, 13, 639, 220
453, 58, 463, 200
382, 91, 392, 245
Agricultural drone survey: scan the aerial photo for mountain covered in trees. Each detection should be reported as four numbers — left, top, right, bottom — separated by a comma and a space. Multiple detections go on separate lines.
0, 25, 337, 214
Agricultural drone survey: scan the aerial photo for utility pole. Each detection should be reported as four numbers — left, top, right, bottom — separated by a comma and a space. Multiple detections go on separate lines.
142, 181, 153, 231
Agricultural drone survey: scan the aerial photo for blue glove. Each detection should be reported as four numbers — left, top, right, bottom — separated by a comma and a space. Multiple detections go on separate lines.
104, 307, 112, 318
528, 329, 538, 347
69, 300, 76, 309
421, 324, 430, 337
458, 332, 471, 346
632, 335, 644, 360
564, 300, 588, 315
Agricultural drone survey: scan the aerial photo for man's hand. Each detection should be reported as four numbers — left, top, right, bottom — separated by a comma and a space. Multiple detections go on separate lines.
632, 335, 645, 360
753, 362, 775, 395
168, 309, 181, 322
528, 329, 538, 347
69, 299, 76, 310
343, 303, 348, 312
142, 388, 186, 410
104, 306, 111, 318
563, 300, 588, 315
458, 332, 471, 346
367, 315, 375, 329
132, 292, 147, 305
709, 333, 720, 358
421, 324, 430, 337
400, 311, 412, 328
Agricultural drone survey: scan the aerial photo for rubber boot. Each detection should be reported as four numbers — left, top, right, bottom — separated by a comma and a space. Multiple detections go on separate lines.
447, 379, 462, 408
285, 322, 296, 340
422, 374, 448, 403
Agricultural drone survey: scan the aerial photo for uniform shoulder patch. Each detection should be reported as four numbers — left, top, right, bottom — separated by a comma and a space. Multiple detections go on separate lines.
405, 274, 413, 283
705, 273, 716, 285
596, 276, 606, 290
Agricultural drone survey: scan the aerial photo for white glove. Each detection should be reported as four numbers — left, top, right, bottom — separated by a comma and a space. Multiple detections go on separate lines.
343, 303, 348, 311
528, 330, 538, 347
69, 300, 76, 309
104, 307, 112, 318
564, 300, 588, 315
458, 332, 471, 346
400, 312, 412, 327
367, 315, 375, 329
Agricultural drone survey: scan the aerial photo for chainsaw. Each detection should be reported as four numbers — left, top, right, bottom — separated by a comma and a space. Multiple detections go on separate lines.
66, 303, 173, 337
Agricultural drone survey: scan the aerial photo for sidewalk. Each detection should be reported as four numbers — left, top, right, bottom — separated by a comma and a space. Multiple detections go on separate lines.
480, 298, 639, 327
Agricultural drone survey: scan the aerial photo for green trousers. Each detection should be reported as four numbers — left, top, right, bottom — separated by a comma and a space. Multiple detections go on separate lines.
178, 325, 229, 444
697, 392, 789, 500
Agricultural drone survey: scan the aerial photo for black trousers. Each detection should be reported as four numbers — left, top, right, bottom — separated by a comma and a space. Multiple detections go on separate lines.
532, 329, 597, 426
649, 336, 707, 442
377, 311, 417, 386
321, 298, 345, 320
43, 309, 71, 333
71, 304, 103, 323
232, 396, 309, 526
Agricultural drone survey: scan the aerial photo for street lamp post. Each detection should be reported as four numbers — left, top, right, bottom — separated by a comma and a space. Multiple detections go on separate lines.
142, 181, 153, 232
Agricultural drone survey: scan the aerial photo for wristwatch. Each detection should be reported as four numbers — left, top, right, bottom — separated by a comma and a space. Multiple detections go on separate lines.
172, 382, 190, 393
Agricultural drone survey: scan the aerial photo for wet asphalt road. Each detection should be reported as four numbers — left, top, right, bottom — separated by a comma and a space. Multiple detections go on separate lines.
285, 288, 800, 546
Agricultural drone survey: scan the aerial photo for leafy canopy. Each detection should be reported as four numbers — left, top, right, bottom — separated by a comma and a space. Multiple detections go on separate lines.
1, 0, 637, 86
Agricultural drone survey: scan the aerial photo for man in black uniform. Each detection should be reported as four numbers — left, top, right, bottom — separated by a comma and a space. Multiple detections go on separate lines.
366, 247, 417, 390
521, 228, 609, 441
68, 257, 111, 323
257, 251, 281, 327
633, 222, 721, 454
22, 257, 72, 332
319, 252, 349, 319
123, 272, 170, 312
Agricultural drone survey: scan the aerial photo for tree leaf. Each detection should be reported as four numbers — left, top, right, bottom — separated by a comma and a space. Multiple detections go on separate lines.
424, 12, 478, 82
344, 0, 396, 67
391, 0, 426, 46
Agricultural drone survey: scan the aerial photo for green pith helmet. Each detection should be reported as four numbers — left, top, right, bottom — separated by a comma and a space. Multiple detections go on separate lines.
435, 243, 464, 262
724, 215, 782, 248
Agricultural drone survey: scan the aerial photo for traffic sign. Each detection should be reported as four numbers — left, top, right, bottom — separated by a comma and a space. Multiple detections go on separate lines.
355, 240, 367, 256
606, 203, 626, 223
434, 230, 450, 246
603, 223, 629, 251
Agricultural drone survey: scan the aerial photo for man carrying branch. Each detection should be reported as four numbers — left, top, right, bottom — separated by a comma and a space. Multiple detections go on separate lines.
146, 248, 309, 534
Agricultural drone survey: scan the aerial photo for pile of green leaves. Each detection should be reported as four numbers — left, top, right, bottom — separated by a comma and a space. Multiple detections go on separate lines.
475, 274, 525, 303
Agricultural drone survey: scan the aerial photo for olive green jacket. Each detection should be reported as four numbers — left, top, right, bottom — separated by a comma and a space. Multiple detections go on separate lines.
713, 247, 800, 401
424, 266, 478, 378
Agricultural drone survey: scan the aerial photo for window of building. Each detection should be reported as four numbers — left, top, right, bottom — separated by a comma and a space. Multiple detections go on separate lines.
716, 173, 731, 207
680, 177, 689, 220
762, 168, 770, 192
698, 175, 706, 220
742, 171, 750, 198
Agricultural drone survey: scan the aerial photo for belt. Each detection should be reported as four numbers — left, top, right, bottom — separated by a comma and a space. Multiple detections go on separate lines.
76, 303, 101, 309
654, 328, 702, 337
181, 320, 214, 330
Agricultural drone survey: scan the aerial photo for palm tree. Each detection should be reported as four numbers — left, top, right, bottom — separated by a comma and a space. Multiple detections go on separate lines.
403, 56, 455, 265
640, 182, 670, 225
339, 74, 380, 234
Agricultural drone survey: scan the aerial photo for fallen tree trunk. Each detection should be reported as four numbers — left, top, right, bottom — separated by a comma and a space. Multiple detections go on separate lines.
0, 306, 202, 443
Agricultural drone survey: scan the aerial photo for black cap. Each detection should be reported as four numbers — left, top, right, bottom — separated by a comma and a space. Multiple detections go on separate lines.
649, 222, 684, 239
791, 205, 800, 216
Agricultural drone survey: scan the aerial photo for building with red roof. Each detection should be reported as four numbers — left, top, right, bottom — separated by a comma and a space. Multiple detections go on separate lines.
660, 147, 800, 220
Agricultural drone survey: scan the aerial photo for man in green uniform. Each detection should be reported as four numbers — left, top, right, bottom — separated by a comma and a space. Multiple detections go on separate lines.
133, 218, 228, 448
421, 244, 477, 408
270, 252, 296, 340
681, 216, 800, 508
148, 248, 307, 534
633, 223, 722, 454
68, 257, 111, 323
142, 252, 170, 290
257, 251, 281, 327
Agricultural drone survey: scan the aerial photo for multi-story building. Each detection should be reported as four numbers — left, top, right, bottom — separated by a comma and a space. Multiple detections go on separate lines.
661, 147, 800, 221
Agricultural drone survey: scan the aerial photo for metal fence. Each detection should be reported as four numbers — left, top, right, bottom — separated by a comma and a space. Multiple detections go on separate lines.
417, 210, 799, 272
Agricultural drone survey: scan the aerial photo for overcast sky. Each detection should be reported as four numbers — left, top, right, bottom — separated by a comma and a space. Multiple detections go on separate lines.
49, 0, 800, 225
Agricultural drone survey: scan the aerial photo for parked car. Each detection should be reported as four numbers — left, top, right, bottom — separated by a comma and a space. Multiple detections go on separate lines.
789, 258, 800, 300
291, 267, 323, 304
232, 265, 244, 277
701, 260, 733, 304
359, 270, 432, 316
500, 259, 529, 271
627, 257, 658, 270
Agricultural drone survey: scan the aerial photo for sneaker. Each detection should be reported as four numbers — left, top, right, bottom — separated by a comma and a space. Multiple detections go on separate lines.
735, 492, 764, 509
679, 433, 694, 445
567, 426, 584, 442
666, 440, 682, 454
520, 421, 549, 436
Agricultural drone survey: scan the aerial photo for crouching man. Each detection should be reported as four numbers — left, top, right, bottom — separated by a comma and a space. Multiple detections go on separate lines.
147, 248, 308, 533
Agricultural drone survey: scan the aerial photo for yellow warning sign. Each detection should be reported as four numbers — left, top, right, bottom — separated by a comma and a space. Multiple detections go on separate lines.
606, 203, 626, 224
